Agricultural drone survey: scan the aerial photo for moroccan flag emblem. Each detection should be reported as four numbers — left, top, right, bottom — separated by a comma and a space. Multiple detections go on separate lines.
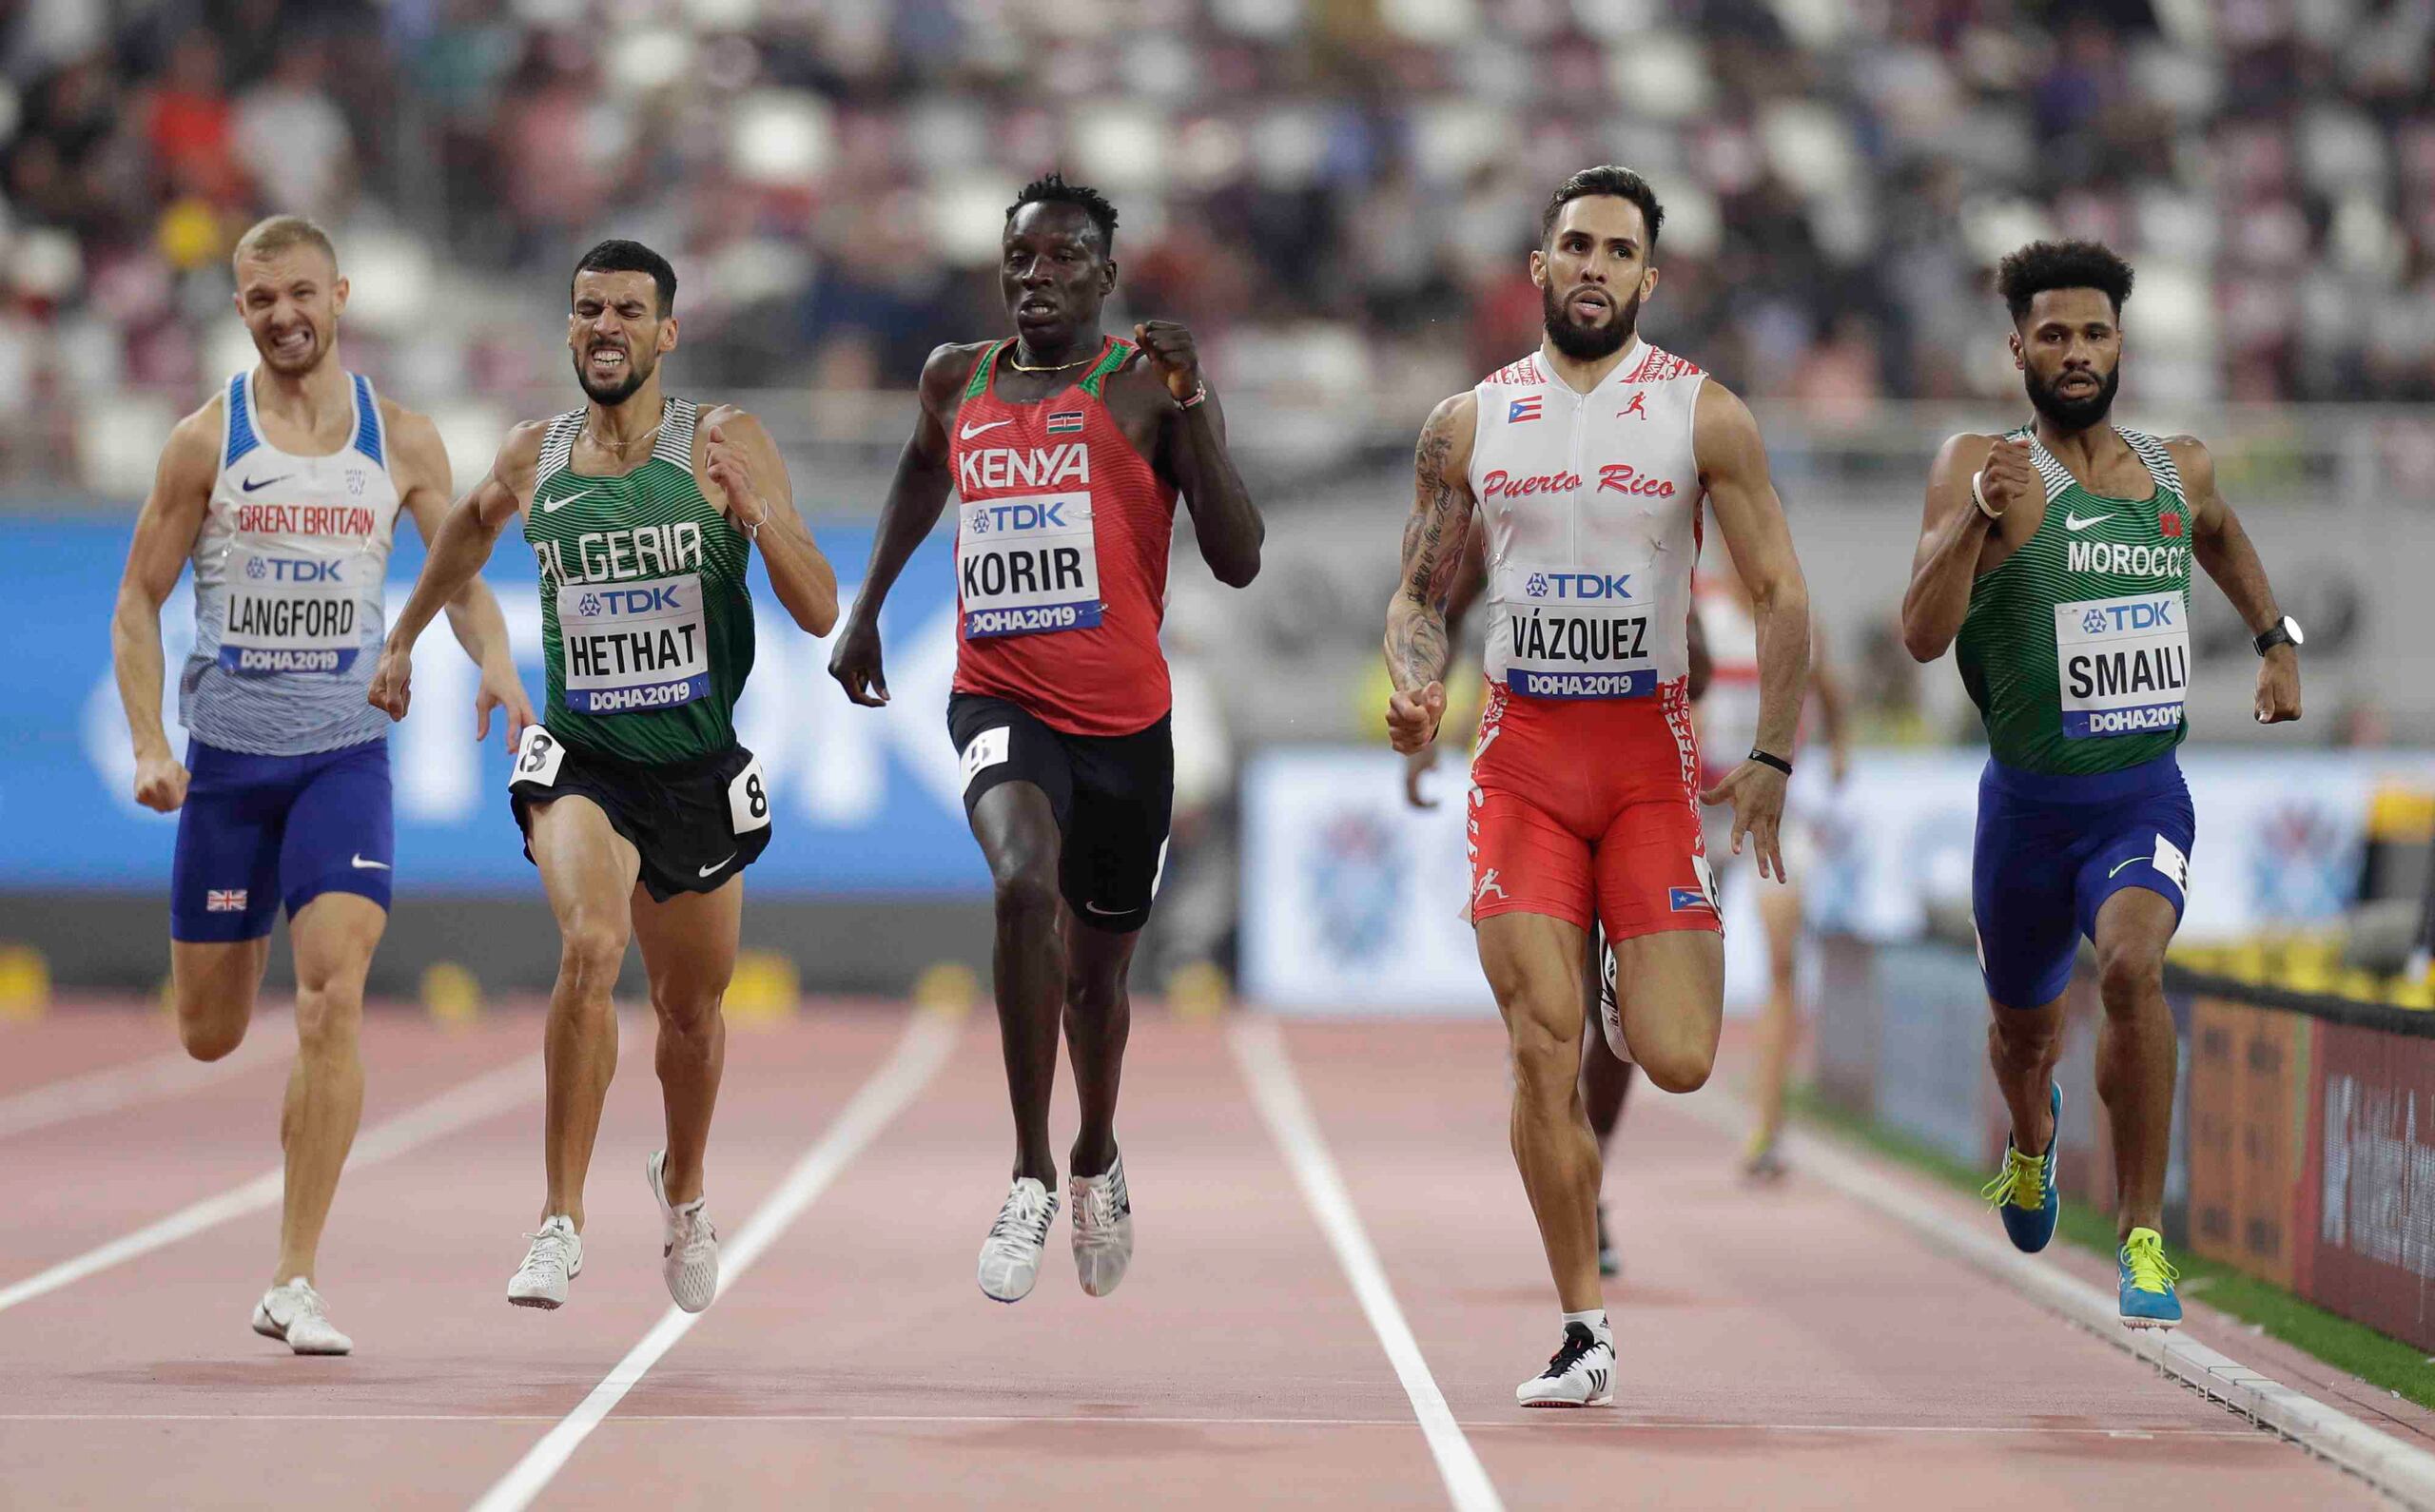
2159, 511, 2183, 537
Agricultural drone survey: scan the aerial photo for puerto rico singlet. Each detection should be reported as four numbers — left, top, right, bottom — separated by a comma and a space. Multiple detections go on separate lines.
947, 337, 1179, 738
183, 369, 400, 755
1956, 427, 2192, 775
524, 397, 753, 765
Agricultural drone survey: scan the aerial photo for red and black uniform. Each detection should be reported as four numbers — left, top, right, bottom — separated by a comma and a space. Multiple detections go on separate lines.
945, 336, 1178, 932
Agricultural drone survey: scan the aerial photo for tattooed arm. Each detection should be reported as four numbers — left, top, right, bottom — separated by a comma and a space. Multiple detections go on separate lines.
1384, 393, 1480, 755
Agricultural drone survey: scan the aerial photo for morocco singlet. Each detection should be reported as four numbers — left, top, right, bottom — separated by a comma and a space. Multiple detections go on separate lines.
947, 337, 1179, 737
1465, 340, 1719, 941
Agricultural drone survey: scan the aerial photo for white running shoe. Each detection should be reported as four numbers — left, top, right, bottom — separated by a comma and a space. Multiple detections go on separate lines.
1515, 1322, 1616, 1408
250, 1277, 352, 1355
977, 1177, 1058, 1304
1070, 1153, 1135, 1298
508, 1214, 583, 1308
647, 1149, 719, 1313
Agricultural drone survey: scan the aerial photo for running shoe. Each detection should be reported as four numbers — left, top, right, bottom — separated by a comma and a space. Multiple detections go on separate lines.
1981, 1082, 2061, 1253
1742, 1137, 1789, 1184
251, 1277, 352, 1355
1070, 1153, 1134, 1298
977, 1177, 1058, 1304
1515, 1322, 1616, 1408
647, 1149, 719, 1314
1595, 1203, 1620, 1278
508, 1214, 583, 1309
2117, 1227, 2183, 1329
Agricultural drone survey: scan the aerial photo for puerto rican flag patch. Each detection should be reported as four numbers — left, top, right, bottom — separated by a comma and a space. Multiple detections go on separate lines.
1046, 409, 1085, 435
1668, 886, 1715, 914
1509, 396, 1543, 422
205, 889, 248, 913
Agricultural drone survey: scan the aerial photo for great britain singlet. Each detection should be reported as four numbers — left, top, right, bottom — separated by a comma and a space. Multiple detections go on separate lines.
1955, 426, 2192, 776
183, 369, 400, 755
947, 337, 1179, 738
524, 397, 754, 765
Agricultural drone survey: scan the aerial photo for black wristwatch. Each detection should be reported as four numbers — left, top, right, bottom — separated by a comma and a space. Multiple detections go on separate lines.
2253, 615, 2304, 656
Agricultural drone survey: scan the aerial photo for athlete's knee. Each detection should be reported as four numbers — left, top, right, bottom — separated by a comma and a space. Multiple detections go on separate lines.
650, 980, 723, 1038
1064, 965, 1124, 1021
1508, 1013, 1582, 1109
290, 984, 362, 1060
1635, 1039, 1714, 1095
556, 918, 627, 996
177, 1005, 246, 1062
1988, 1009, 2062, 1068
990, 858, 1060, 934
2095, 936, 2167, 1013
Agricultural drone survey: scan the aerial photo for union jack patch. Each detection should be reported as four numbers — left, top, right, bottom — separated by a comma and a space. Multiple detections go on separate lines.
1046, 410, 1084, 434
205, 889, 248, 913
1509, 397, 1544, 422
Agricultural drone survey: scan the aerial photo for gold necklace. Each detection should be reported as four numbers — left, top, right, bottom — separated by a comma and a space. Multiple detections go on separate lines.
582, 411, 664, 454
1006, 343, 1099, 374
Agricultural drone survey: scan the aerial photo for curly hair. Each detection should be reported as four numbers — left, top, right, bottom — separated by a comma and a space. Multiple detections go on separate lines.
1997, 240, 2133, 323
1006, 172, 1119, 256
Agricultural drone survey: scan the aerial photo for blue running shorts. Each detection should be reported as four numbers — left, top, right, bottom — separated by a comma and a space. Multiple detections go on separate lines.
169, 737, 395, 942
1971, 752, 2194, 1009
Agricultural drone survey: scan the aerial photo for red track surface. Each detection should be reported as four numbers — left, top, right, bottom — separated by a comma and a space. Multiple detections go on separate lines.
0, 1002, 2391, 1509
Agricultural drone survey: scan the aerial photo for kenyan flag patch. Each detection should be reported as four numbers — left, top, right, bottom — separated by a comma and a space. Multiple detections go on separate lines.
2159, 510, 2184, 537
1047, 410, 1084, 435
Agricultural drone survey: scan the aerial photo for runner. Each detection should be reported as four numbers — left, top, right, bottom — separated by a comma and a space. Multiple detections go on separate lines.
1384, 166, 1812, 1405
368, 239, 840, 1313
1900, 239, 2301, 1328
109, 215, 530, 1354
828, 174, 1264, 1304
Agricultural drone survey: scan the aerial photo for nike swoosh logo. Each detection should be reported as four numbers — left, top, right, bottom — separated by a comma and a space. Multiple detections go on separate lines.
1082, 901, 1130, 917
241, 475, 291, 493
698, 855, 735, 878
959, 419, 1013, 439
351, 855, 391, 871
2109, 857, 2143, 879
2064, 512, 2114, 531
541, 489, 599, 514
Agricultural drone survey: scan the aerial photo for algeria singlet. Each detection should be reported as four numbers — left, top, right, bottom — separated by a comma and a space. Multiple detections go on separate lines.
524, 397, 754, 764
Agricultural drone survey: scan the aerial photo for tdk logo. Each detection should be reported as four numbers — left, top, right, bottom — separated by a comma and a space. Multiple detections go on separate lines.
1526, 572, 1633, 601
2086, 600, 2172, 634
256, 557, 341, 583
585, 587, 680, 615
975, 500, 1067, 532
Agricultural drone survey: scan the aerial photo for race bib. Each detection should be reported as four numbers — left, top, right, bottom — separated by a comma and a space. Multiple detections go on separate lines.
1497, 565, 1656, 699
556, 573, 711, 714
511, 723, 566, 787
727, 755, 770, 835
218, 544, 362, 675
958, 494, 1101, 639
2056, 591, 2189, 739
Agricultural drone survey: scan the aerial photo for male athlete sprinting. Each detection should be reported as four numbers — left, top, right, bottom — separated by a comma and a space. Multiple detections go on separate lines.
111, 216, 529, 1354
1901, 241, 2301, 1328
829, 175, 1263, 1304
1385, 166, 1811, 1406
371, 241, 839, 1313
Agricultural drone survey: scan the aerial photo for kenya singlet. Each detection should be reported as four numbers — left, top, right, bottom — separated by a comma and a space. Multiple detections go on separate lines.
184, 369, 401, 754
947, 337, 1179, 737
525, 397, 754, 765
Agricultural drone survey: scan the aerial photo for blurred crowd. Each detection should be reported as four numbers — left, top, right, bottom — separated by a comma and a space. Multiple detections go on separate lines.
4, 0, 2435, 493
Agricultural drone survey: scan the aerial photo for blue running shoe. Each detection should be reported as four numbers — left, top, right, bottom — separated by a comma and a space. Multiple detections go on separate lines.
2117, 1227, 2183, 1329
1980, 1083, 2060, 1253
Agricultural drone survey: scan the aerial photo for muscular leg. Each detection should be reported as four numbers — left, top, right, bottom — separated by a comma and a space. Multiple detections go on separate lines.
1064, 917, 1137, 1180
1480, 912, 1602, 1313
271, 893, 382, 1285
1747, 882, 1803, 1153
171, 938, 271, 1062
630, 876, 743, 1207
1608, 930, 1724, 1095
2092, 887, 2179, 1239
1580, 1032, 1632, 1150
971, 782, 1067, 1187
1986, 993, 2064, 1158
527, 796, 640, 1231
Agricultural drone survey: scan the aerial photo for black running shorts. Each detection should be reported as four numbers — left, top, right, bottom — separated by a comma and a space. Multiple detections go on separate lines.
947, 692, 1174, 935
507, 724, 772, 902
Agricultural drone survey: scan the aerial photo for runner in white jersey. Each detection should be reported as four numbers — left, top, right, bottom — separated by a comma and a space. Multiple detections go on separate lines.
1384, 167, 1813, 1407
109, 216, 530, 1354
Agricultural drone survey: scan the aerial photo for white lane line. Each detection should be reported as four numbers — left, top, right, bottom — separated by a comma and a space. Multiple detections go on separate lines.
0, 1035, 278, 1141
0, 1413, 2269, 1437
1230, 1017, 1504, 1512
0, 1055, 542, 1315
468, 1005, 962, 1512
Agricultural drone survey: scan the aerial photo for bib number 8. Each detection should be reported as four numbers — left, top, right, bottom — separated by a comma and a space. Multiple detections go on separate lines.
727, 756, 771, 835
512, 725, 566, 788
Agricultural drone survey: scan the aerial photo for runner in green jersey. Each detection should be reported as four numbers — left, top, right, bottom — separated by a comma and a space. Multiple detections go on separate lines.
1900, 240, 2302, 1330
370, 241, 839, 1316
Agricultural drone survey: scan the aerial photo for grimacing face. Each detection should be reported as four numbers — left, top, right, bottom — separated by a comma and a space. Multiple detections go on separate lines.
2013, 285, 2123, 430
235, 245, 347, 377
569, 269, 675, 404
1000, 201, 1114, 349
1532, 195, 1657, 361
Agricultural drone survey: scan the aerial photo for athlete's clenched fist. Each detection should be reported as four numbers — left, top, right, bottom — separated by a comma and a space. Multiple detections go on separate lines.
1977, 433, 2036, 516
132, 750, 189, 813
1132, 320, 1203, 402
1386, 680, 1447, 755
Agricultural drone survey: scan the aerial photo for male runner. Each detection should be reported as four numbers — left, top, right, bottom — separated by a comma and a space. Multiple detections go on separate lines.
370, 240, 839, 1313
1385, 166, 1811, 1406
828, 174, 1263, 1304
1901, 240, 2301, 1328
110, 215, 529, 1354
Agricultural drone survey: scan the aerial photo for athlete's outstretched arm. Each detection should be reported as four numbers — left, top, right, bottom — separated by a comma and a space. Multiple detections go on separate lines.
1134, 320, 1262, 588
1902, 431, 2030, 661
1383, 392, 1479, 755
2173, 436, 2300, 726
1695, 382, 1811, 881
395, 408, 533, 747
368, 424, 542, 724
828, 343, 970, 708
110, 408, 219, 813
700, 406, 837, 637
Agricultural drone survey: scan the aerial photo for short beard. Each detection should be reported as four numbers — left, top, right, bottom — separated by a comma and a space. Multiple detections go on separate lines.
575, 350, 650, 405
1543, 282, 1640, 361
2025, 364, 2118, 431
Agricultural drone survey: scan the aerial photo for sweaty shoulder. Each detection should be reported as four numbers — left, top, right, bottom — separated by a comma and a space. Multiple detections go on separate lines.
1691, 378, 1764, 472
2159, 434, 2213, 494
920, 340, 998, 414
161, 392, 227, 482
1419, 391, 1479, 479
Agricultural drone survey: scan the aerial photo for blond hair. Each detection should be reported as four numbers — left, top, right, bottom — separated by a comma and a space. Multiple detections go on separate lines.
232, 215, 338, 275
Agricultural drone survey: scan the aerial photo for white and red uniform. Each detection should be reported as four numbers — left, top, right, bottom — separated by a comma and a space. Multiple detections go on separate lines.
1465, 340, 1719, 941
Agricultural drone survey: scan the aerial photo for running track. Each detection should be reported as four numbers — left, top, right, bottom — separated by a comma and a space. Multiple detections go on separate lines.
0, 1002, 2404, 1509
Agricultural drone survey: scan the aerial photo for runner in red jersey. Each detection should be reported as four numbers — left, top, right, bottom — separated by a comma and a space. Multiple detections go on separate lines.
1384, 167, 1812, 1407
830, 174, 1263, 1306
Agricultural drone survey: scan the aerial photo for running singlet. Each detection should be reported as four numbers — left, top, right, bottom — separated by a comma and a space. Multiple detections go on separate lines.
183, 369, 400, 755
1955, 427, 2192, 776
525, 397, 754, 765
948, 337, 1179, 738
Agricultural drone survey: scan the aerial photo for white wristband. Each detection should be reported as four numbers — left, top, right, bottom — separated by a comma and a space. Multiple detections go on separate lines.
1970, 470, 2003, 520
